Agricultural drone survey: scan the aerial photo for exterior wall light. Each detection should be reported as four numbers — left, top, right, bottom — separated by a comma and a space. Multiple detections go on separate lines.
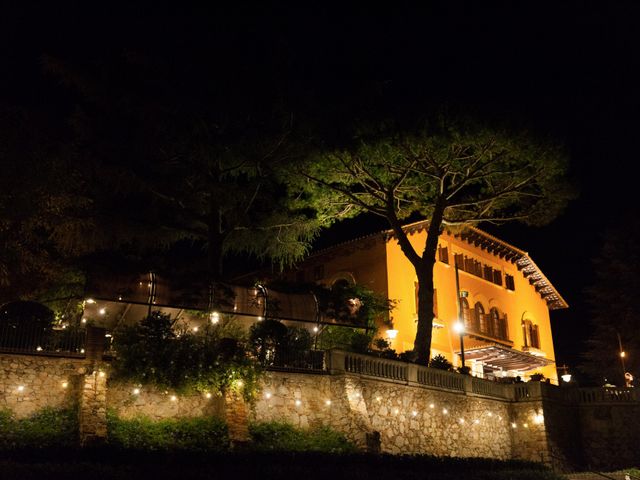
561, 374, 572, 383
386, 329, 399, 340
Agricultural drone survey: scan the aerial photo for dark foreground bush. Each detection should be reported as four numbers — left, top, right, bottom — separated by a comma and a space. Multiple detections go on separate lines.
249, 421, 357, 453
0, 407, 78, 450
0, 452, 564, 480
107, 411, 229, 452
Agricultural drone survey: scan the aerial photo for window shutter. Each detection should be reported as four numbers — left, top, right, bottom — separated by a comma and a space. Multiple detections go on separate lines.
532, 325, 541, 349
433, 288, 438, 318
505, 274, 515, 291
438, 247, 449, 264
483, 265, 493, 281
464, 256, 474, 273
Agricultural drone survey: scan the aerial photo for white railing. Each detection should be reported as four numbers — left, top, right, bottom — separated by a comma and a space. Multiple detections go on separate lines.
417, 366, 465, 392
471, 377, 509, 398
325, 350, 640, 406
343, 352, 408, 382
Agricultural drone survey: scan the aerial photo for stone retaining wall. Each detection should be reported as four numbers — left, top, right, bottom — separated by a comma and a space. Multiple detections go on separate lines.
254, 372, 514, 458
2, 352, 639, 471
0, 353, 84, 418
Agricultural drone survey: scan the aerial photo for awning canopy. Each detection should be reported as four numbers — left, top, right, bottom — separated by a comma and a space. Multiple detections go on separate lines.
456, 344, 554, 372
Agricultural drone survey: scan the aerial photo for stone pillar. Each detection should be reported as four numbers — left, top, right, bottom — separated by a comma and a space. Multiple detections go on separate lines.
326, 349, 346, 375
85, 326, 107, 362
79, 366, 108, 446
224, 390, 250, 444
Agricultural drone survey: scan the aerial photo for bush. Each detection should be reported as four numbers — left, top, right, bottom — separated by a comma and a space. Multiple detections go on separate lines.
429, 354, 453, 371
248, 421, 356, 453
0, 407, 78, 450
112, 312, 262, 400
107, 411, 229, 452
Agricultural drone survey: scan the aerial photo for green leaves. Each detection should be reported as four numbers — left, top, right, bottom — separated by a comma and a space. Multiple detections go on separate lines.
111, 312, 263, 401
107, 411, 230, 452
248, 422, 356, 453
0, 407, 79, 450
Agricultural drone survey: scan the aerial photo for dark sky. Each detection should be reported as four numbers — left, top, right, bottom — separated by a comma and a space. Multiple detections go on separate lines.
3, 2, 639, 376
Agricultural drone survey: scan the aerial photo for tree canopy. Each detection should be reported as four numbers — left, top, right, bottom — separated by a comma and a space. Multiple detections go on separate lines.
39, 53, 327, 286
296, 118, 573, 364
580, 221, 640, 386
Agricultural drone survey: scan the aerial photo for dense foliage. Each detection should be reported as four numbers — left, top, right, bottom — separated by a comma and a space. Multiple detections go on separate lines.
294, 119, 573, 364
581, 222, 640, 385
248, 422, 356, 453
0, 407, 78, 450
111, 312, 262, 400
262, 280, 394, 355
429, 354, 454, 371
107, 411, 229, 452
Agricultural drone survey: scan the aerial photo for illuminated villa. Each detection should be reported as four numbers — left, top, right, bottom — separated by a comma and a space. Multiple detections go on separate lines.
287, 221, 567, 384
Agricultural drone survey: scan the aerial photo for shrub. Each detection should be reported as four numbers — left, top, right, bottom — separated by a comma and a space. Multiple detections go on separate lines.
529, 372, 545, 381
429, 354, 453, 371
107, 410, 229, 452
112, 312, 262, 400
248, 421, 356, 453
0, 407, 78, 450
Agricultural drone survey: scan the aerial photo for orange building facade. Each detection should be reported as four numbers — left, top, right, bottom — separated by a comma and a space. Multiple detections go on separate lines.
295, 221, 567, 384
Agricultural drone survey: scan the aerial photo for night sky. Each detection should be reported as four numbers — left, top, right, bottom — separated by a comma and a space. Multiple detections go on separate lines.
3, 3, 639, 377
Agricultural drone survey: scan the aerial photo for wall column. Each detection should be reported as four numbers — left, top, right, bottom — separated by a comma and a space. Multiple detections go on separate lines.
78, 366, 108, 446
224, 390, 250, 444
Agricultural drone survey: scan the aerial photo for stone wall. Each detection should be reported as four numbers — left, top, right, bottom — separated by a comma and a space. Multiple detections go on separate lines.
2, 351, 640, 471
254, 372, 514, 458
106, 381, 224, 420
0, 353, 84, 418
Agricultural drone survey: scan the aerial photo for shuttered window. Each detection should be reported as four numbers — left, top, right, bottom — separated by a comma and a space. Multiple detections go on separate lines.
475, 302, 486, 334
461, 298, 471, 329
522, 320, 541, 349
438, 246, 449, 264
505, 274, 515, 291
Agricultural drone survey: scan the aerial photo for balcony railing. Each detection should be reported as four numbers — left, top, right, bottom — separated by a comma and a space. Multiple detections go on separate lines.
260, 349, 326, 373
463, 308, 510, 342
0, 323, 86, 357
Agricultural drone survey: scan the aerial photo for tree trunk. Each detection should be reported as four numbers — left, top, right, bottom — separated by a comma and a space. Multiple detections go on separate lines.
412, 200, 445, 365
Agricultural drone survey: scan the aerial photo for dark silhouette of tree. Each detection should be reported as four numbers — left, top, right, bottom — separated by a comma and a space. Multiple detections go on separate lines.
0, 106, 86, 304
581, 221, 640, 386
42, 52, 326, 289
296, 118, 573, 364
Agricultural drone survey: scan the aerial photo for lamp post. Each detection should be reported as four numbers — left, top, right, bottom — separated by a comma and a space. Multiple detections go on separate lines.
617, 331, 627, 383
454, 264, 466, 368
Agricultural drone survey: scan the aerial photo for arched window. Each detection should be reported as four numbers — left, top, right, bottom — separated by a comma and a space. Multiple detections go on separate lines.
461, 298, 471, 330
522, 320, 541, 349
475, 302, 486, 333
